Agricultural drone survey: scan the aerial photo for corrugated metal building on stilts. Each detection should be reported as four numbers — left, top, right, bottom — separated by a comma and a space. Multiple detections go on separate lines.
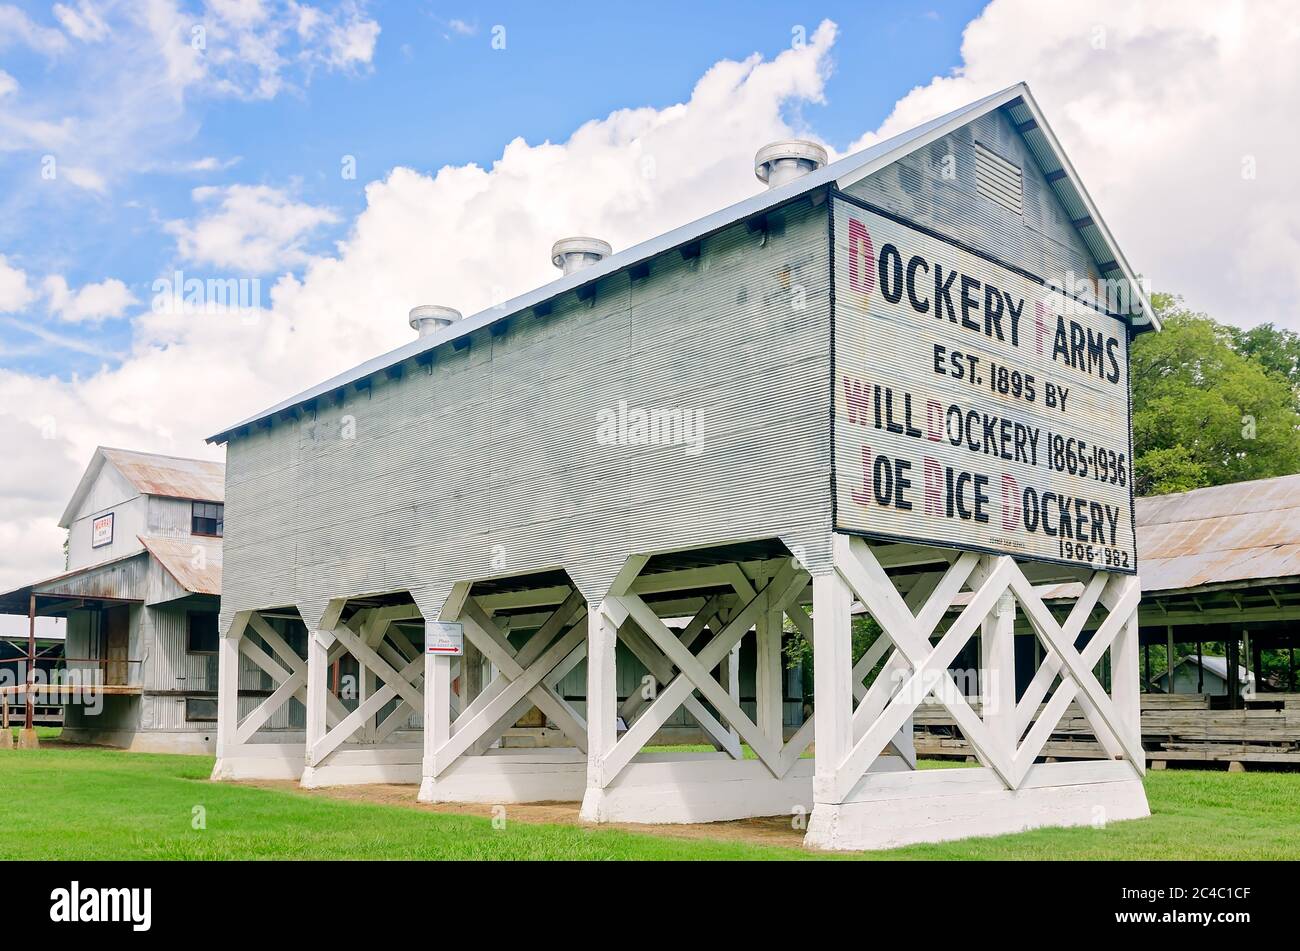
207, 82, 1159, 850
0, 448, 226, 752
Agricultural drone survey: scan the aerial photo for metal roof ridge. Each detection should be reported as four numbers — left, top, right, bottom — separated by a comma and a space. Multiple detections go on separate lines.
207, 81, 1105, 445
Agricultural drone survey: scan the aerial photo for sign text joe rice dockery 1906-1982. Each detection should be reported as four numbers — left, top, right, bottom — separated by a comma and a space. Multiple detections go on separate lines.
832, 199, 1136, 573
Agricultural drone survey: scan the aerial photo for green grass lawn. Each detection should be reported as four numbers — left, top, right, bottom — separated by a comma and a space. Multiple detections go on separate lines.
0, 746, 1296, 859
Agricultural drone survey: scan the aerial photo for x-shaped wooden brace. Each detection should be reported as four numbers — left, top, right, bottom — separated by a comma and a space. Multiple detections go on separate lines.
426, 595, 590, 774
834, 537, 1014, 800
638, 563, 819, 763
235, 612, 349, 745
457, 594, 589, 754
616, 592, 742, 759
1007, 567, 1144, 784
309, 613, 427, 765
600, 561, 811, 784
791, 566, 948, 770
358, 606, 427, 741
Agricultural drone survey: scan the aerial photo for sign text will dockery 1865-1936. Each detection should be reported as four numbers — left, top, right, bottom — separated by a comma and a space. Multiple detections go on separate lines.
833, 199, 1136, 573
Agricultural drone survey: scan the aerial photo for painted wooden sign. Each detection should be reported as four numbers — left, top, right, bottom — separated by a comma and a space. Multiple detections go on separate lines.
425, 621, 464, 655
832, 197, 1136, 573
92, 512, 114, 549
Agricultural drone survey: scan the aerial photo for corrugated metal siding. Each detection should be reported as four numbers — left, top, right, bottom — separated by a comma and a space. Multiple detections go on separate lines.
33, 552, 148, 602
139, 604, 212, 691
221, 199, 833, 628
147, 497, 197, 537
67, 496, 147, 571
843, 109, 1101, 291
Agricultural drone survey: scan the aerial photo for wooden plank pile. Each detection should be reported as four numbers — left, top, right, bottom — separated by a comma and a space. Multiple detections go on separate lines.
913, 693, 1300, 767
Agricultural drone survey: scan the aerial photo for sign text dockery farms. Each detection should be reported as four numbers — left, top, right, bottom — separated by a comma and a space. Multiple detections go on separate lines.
833, 200, 1136, 572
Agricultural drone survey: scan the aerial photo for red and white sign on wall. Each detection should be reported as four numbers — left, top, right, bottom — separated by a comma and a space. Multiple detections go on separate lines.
832, 198, 1136, 573
92, 512, 114, 549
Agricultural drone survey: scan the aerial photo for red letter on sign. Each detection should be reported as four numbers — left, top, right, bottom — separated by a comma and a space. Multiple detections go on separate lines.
843, 377, 871, 425
1001, 474, 1021, 530
847, 218, 875, 296
925, 400, 944, 442
852, 446, 873, 505
923, 457, 943, 516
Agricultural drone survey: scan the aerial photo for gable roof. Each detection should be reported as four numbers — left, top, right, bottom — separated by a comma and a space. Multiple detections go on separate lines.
209, 81, 1155, 446
59, 447, 225, 528
1160, 655, 1253, 688
1179, 655, 1253, 684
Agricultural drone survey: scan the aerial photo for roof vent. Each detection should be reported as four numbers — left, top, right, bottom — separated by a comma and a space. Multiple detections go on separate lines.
974, 141, 1023, 215
551, 236, 612, 275
754, 139, 828, 189
408, 304, 461, 338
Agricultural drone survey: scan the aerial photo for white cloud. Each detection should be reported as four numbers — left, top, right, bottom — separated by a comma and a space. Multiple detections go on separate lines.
4, 3, 1300, 595
0, 1, 379, 200
198, 0, 380, 99
43, 275, 136, 323
208, 0, 269, 29
0, 254, 34, 312
60, 164, 107, 193
166, 184, 340, 273
0, 21, 838, 588
53, 0, 109, 41
846, 0, 1300, 329
0, 3, 69, 55
325, 15, 378, 67
162, 155, 243, 173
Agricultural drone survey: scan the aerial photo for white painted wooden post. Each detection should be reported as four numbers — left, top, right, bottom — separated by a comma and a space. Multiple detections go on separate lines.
1111, 586, 1143, 769
419, 651, 451, 800
721, 642, 742, 749
756, 595, 785, 743
579, 597, 624, 821
980, 558, 1017, 761
811, 571, 852, 805
214, 612, 249, 762
304, 629, 336, 767
587, 602, 618, 767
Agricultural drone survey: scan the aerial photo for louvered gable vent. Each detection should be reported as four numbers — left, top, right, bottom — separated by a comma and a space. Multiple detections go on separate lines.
974, 140, 1023, 215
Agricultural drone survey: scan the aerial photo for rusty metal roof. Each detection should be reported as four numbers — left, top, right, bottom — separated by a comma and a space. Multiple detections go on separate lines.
101, 448, 224, 502
139, 534, 223, 597
60, 447, 224, 528
1135, 473, 1300, 593
0, 548, 148, 616
0, 533, 224, 616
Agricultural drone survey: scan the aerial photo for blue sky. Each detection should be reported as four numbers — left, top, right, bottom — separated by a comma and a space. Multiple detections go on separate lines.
0, 1, 985, 379
1, 1, 1297, 589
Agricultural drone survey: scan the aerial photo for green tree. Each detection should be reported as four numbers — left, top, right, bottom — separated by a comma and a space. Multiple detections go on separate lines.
1130, 294, 1300, 495
1228, 322, 1300, 408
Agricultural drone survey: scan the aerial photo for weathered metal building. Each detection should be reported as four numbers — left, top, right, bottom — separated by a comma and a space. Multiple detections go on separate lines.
0, 448, 225, 752
209, 83, 1159, 849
